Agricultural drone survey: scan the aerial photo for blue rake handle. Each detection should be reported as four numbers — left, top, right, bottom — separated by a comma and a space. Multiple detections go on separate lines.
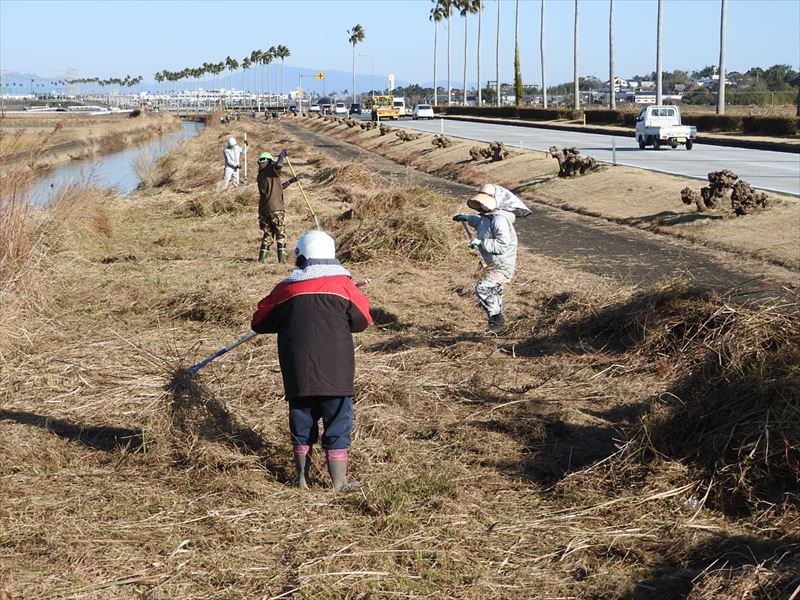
189, 331, 257, 375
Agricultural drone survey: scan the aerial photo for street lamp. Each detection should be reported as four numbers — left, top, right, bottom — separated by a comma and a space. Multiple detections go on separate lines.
359, 53, 374, 102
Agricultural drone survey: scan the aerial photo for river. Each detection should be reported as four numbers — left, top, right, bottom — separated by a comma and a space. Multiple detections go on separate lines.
29, 120, 204, 206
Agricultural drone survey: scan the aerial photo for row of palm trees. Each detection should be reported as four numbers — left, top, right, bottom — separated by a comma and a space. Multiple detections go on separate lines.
154, 45, 291, 107
66, 75, 144, 93
430, 0, 730, 115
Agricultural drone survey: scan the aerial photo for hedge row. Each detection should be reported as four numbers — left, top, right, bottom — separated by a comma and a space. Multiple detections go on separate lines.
742, 116, 798, 136
682, 114, 743, 132
435, 105, 799, 136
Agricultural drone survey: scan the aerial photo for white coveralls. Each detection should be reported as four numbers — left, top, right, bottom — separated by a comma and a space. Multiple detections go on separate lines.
223, 144, 243, 187
464, 186, 531, 317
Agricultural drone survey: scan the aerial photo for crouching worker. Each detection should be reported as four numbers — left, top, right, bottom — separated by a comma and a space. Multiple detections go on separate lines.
250, 231, 373, 491
453, 184, 531, 333
257, 149, 287, 263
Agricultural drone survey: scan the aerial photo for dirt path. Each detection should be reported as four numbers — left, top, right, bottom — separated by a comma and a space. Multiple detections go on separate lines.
284, 122, 799, 301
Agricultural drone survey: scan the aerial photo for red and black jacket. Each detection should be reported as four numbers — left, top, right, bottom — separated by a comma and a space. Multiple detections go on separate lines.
251, 275, 372, 400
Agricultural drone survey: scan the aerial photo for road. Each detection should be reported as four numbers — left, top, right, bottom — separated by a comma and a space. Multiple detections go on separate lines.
285, 122, 799, 300
386, 117, 800, 196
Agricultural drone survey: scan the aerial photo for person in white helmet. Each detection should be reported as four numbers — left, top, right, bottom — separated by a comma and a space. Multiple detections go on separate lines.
251, 230, 372, 492
452, 184, 531, 333
222, 136, 243, 188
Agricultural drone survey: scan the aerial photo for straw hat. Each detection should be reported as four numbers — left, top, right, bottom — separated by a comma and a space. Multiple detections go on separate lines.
467, 184, 498, 212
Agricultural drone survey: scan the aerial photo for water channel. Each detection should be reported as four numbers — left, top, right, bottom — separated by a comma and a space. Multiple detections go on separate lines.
29, 120, 205, 206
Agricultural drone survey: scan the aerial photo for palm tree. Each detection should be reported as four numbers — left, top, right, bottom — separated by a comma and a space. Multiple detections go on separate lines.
242, 57, 251, 105
495, 0, 500, 106
573, 0, 580, 110
456, 0, 480, 106
716, 0, 727, 114
261, 50, 273, 105
541, 0, 547, 108
276, 45, 290, 101
443, 0, 453, 104
347, 24, 366, 103
250, 49, 262, 108
514, 0, 522, 106
609, 0, 615, 109
267, 46, 277, 102
656, 0, 663, 105
430, 1, 445, 106
476, 0, 483, 105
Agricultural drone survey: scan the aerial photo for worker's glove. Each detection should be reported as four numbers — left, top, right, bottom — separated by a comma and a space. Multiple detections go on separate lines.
276, 149, 287, 169
452, 214, 468, 222
468, 238, 482, 249
258, 217, 267, 231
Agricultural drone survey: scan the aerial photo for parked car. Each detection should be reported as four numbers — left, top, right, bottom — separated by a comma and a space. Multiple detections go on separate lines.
635, 105, 696, 150
321, 103, 333, 115
334, 102, 348, 116
309, 103, 320, 113
288, 104, 298, 113
349, 103, 361, 115
412, 104, 435, 120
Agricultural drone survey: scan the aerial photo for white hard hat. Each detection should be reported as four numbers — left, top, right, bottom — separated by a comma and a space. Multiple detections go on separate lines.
295, 230, 336, 261
228, 137, 237, 147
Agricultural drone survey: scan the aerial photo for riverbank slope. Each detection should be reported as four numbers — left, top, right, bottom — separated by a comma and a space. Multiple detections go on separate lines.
0, 111, 181, 169
1, 117, 797, 599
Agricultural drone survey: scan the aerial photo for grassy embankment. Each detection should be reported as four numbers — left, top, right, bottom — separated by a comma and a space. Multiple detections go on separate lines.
0, 117, 798, 599
296, 114, 800, 271
0, 111, 181, 170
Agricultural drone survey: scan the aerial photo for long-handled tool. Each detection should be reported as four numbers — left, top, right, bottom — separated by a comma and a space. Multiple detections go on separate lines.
285, 156, 321, 230
460, 221, 487, 268
189, 331, 257, 375
189, 280, 370, 375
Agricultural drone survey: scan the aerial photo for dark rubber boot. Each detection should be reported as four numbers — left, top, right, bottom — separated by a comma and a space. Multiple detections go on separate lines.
291, 446, 312, 489
258, 239, 270, 264
277, 243, 287, 264
488, 313, 505, 334
327, 459, 361, 493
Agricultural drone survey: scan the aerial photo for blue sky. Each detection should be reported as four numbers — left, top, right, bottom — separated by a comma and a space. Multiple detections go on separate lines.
1, 0, 798, 88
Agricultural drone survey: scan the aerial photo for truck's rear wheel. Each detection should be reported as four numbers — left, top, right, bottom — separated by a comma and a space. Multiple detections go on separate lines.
638, 137, 646, 149
653, 138, 661, 150
686, 140, 693, 150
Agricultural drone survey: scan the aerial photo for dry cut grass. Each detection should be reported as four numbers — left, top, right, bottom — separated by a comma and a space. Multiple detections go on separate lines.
1, 117, 798, 600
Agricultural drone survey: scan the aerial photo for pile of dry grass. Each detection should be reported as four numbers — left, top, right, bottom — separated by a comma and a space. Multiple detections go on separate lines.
162, 283, 251, 327
335, 185, 455, 263
173, 189, 254, 217
44, 184, 114, 256
628, 300, 800, 513
532, 279, 800, 515
311, 161, 376, 188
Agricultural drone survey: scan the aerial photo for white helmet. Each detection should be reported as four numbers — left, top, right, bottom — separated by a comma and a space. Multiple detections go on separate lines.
228, 136, 237, 147
295, 230, 335, 261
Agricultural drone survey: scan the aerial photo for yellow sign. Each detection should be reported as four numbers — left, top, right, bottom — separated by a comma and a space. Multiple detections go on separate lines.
315, 71, 325, 81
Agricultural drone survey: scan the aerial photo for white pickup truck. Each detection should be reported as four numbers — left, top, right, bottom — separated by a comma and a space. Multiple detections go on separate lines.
635, 105, 697, 150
